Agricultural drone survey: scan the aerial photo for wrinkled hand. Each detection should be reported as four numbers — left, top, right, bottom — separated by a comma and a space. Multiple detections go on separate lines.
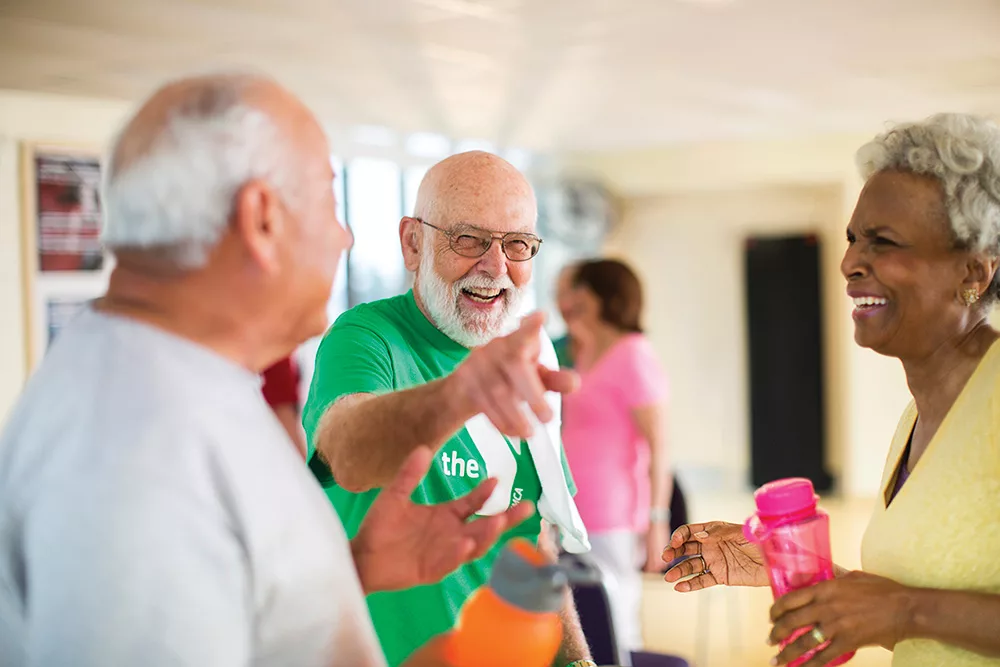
450, 312, 579, 439
661, 521, 768, 592
768, 571, 913, 666
351, 447, 535, 594
644, 522, 671, 574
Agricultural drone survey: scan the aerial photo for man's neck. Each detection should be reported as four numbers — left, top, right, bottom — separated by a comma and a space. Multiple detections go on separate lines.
411, 285, 436, 329
99, 267, 285, 372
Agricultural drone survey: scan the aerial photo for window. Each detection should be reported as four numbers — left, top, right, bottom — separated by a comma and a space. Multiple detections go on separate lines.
327, 157, 349, 322
345, 158, 406, 307
403, 165, 428, 219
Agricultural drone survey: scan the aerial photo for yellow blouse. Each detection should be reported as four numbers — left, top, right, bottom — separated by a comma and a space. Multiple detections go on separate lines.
861, 342, 1000, 666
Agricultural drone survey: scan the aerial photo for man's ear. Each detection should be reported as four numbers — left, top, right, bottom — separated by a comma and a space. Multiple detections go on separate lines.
400, 217, 422, 272
233, 179, 282, 273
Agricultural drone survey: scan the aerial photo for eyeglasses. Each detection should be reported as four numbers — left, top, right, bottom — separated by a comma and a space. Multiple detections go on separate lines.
416, 218, 542, 262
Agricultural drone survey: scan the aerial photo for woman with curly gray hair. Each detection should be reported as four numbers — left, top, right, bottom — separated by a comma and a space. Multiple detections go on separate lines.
662, 113, 1000, 667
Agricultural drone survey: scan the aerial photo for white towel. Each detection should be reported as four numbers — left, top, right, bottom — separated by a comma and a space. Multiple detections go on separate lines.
466, 328, 591, 554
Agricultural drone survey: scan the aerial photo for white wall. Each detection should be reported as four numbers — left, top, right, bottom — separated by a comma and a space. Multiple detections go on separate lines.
0, 89, 132, 421
602, 185, 843, 490
560, 132, 873, 196
560, 139, 914, 498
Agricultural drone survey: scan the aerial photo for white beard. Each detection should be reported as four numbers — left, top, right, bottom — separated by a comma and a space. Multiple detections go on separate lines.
417, 250, 524, 348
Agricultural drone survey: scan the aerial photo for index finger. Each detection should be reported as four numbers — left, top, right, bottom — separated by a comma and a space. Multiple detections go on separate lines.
506, 311, 546, 347
669, 523, 711, 548
501, 361, 551, 423
538, 366, 579, 395
770, 586, 817, 622
451, 477, 500, 519
462, 501, 536, 560
385, 447, 434, 499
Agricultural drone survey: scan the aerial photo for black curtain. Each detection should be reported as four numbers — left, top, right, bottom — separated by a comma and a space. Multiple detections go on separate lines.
744, 235, 833, 492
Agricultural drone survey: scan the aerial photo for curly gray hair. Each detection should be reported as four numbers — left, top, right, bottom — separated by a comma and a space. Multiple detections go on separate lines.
855, 113, 1000, 303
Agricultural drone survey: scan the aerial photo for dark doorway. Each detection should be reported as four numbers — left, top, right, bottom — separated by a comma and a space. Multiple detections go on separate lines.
744, 234, 833, 492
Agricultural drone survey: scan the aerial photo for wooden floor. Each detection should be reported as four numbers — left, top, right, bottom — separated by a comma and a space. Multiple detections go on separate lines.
637, 491, 893, 667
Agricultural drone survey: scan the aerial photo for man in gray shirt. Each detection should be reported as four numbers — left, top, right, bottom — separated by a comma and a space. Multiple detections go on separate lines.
0, 73, 532, 667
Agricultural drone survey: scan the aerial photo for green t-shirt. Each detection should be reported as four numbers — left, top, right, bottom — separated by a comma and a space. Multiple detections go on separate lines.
302, 291, 575, 667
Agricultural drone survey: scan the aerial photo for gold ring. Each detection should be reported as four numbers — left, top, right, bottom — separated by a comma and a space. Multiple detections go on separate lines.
810, 626, 828, 645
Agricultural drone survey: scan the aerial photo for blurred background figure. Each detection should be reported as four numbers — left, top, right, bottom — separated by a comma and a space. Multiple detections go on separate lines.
559, 258, 674, 654
552, 262, 579, 369
261, 355, 306, 458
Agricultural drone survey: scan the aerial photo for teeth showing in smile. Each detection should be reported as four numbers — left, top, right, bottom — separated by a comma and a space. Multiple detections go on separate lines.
853, 296, 887, 308
463, 288, 503, 303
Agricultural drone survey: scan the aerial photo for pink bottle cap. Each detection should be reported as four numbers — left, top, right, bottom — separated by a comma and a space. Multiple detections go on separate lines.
753, 478, 817, 519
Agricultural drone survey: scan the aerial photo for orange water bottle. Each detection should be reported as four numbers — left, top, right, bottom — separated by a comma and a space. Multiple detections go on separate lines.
443, 538, 566, 667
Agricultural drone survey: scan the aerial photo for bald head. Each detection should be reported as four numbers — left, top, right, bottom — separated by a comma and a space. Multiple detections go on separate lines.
405, 151, 539, 348
412, 151, 536, 230
102, 72, 327, 269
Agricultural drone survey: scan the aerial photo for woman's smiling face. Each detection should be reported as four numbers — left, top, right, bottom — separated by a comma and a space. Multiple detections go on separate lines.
841, 169, 976, 359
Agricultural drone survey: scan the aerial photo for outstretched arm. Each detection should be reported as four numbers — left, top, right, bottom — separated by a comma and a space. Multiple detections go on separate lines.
312, 313, 577, 493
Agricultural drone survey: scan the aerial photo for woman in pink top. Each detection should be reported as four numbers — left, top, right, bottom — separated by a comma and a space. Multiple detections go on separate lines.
560, 258, 672, 654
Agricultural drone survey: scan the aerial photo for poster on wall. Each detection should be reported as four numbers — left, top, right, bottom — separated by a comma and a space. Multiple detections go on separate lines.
20, 143, 110, 375
34, 152, 104, 272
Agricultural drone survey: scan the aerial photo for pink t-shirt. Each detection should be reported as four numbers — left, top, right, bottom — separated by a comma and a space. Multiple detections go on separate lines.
562, 334, 668, 534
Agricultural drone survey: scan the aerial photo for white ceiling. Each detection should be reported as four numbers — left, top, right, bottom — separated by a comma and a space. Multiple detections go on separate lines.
2, 0, 1000, 154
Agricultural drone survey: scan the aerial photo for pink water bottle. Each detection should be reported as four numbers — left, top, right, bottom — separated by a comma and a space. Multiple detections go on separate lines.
743, 478, 854, 667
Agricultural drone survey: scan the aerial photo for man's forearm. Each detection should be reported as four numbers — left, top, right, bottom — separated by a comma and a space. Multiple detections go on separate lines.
553, 587, 592, 666
537, 522, 591, 666
315, 377, 473, 492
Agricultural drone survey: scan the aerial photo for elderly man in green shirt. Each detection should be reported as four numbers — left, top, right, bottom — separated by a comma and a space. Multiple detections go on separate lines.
303, 151, 594, 667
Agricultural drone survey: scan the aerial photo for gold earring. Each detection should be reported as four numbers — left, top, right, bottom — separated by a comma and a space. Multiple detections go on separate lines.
961, 288, 981, 306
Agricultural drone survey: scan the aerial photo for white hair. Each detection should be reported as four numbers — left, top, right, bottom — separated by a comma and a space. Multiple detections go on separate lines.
101, 73, 300, 269
856, 113, 1000, 302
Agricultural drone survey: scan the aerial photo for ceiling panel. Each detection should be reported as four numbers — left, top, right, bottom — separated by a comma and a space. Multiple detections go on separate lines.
1, 0, 999, 152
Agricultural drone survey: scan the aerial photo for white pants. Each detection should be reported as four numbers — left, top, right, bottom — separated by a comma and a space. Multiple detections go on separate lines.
588, 530, 644, 656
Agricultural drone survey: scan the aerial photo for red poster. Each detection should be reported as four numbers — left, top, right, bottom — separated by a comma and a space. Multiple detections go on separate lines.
35, 153, 104, 272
